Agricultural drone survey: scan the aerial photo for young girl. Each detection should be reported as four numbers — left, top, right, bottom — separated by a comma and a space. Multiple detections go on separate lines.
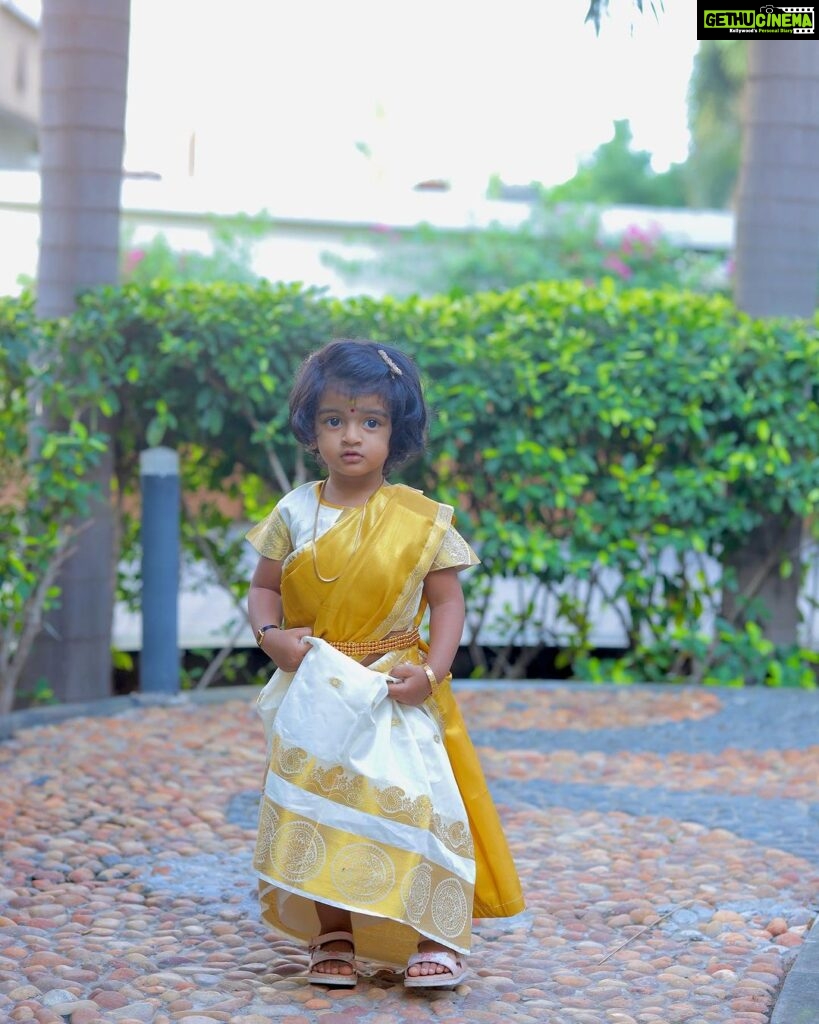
246, 339, 524, 989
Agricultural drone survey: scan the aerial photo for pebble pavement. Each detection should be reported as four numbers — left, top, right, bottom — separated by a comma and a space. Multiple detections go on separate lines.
1, 682, 817, 1024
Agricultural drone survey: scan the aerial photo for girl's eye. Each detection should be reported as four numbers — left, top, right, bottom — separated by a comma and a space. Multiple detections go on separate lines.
326, 416, 341, 427
364, 418, 381, 429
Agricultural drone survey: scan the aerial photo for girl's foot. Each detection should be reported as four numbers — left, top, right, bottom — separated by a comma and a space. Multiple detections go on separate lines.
307, 930, 357, 986
404, 940, 466, 989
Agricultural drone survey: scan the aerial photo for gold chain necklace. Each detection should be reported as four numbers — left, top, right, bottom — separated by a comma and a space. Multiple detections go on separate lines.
311, 478, 383, 583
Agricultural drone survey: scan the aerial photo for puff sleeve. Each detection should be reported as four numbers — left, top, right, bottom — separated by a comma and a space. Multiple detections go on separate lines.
245, 506, 292, 561
429, 523, 480, 572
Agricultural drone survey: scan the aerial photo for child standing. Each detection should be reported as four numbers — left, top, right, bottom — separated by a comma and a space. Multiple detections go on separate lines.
247, 339, 524, 989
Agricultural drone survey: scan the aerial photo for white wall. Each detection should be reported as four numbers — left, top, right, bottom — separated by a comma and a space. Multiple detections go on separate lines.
0, 170, 734, 299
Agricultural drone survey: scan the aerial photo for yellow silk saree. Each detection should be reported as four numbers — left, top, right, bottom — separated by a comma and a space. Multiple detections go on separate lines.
247, 482, 524, 967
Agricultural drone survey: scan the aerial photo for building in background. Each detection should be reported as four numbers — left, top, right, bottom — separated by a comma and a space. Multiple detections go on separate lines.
0, 1, 39, 169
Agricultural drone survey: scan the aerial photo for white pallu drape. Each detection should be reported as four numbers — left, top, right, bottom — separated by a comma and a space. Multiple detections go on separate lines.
253, 637, 476, 962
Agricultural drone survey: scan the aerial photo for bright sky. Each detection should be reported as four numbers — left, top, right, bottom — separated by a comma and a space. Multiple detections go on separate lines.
17, 0, 699, 201
123, 0, 699, 200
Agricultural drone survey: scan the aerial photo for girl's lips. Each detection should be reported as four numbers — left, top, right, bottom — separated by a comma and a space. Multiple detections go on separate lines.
342, 453, 363, 461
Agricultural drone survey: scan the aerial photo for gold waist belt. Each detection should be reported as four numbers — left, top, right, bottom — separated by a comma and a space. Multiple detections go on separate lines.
329, 628, 421, 658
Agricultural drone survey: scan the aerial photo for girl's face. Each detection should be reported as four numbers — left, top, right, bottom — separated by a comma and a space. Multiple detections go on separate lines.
314, 388, 392, 485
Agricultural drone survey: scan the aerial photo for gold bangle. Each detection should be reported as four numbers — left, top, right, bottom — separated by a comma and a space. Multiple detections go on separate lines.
421, 663, 438, 694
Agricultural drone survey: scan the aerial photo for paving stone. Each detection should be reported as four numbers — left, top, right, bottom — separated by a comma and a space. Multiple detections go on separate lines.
1, 685, 817, 1022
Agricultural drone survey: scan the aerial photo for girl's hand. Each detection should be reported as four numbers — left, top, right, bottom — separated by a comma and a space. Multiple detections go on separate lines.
386, 663, 433, 706
263, 626, 313, 672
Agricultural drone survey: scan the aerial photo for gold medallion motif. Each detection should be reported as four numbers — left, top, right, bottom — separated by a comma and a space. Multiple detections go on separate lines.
271, 821, 326, 883
400, 863, 433, 924
431, 878, 469, 939
331, 842, 395, 903
252, 797, 280, 869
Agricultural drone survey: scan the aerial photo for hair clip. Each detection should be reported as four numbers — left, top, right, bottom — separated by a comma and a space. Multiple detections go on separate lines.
377, 348, 403, 378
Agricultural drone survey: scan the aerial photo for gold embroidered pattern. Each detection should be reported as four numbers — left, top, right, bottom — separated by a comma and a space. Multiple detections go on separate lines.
430, 524, 479, 571
376, 502, 453, 636
431, 877, 470, 939
400, 863, 433, 924
253, 796, 279, 867
270, 819, 326, 883
278, 744, 309, 775
424, 690, 447, 733
331, 842, 395, 903
246, 506, 292, 561
270, 734, 474, 858
255, 800, 474, 952
378, 785, 419, 815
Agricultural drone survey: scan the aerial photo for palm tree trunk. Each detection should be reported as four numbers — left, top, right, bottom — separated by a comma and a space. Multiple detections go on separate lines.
726, 40, 819, 647
734, 41, 819, 317
23, 0, 130, 702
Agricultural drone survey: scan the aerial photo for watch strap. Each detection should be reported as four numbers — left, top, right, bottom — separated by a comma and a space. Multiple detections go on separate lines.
256, 623, 279, 647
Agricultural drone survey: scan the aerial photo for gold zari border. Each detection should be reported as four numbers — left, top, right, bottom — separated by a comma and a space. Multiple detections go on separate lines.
377, 502, 453, 636
254, 796, 474, 950
268, 733, 475, 859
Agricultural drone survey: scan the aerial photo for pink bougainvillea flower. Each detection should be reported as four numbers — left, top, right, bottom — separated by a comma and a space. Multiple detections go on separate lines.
123, 248, 146, 273
620, 222, 661, 257
602, 254, 633, 279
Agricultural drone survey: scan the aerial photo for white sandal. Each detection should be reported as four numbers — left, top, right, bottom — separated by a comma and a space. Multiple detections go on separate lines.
404, 949, 467, 989
307, 930, 357, 987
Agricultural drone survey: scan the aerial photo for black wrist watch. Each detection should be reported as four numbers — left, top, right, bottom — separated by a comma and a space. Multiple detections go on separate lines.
256, 623, 279, 647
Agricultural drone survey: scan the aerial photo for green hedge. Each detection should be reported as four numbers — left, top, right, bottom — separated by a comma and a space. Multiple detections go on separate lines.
0, 295, 107, 711
2, 279, 818, 689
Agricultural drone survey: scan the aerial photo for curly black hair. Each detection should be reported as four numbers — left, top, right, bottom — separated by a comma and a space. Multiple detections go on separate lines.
288, 339, 428, 473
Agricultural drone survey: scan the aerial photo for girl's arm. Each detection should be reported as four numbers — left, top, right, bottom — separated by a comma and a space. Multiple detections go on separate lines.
389, 567, 465, 707
248, 556, 312, 672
